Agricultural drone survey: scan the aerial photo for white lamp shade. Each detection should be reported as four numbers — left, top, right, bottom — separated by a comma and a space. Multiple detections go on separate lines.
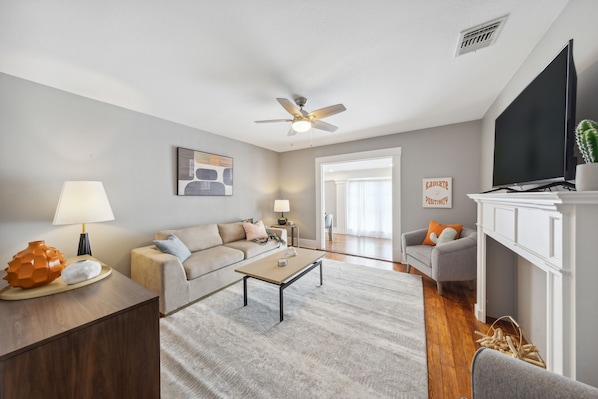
273, 199, 290, 213
292, 119, 311, 133
53, 181, 115, 225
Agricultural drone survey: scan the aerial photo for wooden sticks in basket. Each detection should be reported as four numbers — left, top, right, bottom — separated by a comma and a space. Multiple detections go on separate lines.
475, 315, 546, 368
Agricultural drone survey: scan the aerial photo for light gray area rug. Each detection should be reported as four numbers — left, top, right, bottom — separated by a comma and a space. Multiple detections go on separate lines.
160, 259, 428, 398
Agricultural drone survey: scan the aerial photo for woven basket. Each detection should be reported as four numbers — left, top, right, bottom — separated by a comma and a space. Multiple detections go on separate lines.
475, 315, 546, 368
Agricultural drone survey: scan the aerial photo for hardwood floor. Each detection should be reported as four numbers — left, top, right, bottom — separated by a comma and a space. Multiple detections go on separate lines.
323, 237, 493, 399
324, 233, 392, 261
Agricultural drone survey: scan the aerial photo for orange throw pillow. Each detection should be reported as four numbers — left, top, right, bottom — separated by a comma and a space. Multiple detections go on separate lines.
422, 220, 463, 246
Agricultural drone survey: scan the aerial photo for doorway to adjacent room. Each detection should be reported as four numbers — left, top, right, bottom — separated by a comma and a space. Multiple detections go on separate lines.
315, 148, 402, 262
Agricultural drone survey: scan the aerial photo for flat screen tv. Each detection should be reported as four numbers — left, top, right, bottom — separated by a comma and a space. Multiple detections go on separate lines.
492, 39, 577, 190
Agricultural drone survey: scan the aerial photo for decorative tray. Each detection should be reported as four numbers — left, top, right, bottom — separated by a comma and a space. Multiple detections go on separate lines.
0, 265, 112, 301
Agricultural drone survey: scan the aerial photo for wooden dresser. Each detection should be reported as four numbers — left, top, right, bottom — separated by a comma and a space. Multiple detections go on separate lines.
0, 256, 160, 399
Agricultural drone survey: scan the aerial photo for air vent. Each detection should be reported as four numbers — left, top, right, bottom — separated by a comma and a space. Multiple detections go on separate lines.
455, 15, 508, 57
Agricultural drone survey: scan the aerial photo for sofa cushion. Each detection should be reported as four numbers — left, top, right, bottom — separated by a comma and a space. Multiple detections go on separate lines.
156, 224, 223, 252
406, 244, 433, 266
224, 239, 281, 259
218, 222, 246, 244
182, 246, 244, 280
153, 234, 192, 262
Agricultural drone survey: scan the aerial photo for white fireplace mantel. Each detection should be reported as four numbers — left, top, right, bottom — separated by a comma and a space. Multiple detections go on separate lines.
468, 192, 598, 387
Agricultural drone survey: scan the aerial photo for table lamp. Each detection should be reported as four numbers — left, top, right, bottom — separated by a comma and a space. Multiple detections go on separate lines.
53, 181, 115, 256
274, 199, 290, 225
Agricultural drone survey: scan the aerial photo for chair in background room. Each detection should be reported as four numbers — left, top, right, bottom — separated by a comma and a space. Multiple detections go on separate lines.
324, 214, 333, 242
401, 222, 477, 295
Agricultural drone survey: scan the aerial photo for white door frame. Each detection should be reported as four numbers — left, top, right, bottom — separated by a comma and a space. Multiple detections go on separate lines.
315, 147, 402, 262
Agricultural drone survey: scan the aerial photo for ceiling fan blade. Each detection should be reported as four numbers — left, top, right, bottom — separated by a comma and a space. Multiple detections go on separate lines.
277, 98, 308, 117
255, 119, 293, 123
312, 120, 338, 132
308, 104, 346, 120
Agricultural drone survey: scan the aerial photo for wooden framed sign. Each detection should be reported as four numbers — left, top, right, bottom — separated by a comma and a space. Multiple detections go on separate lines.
422, 177, 452, 208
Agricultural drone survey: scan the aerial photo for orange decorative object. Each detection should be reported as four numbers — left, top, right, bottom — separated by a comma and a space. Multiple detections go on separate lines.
3, 241, 67, 289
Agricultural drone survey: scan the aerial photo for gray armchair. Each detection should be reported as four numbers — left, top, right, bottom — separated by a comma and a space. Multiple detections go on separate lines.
401, 226, 477, 295
469, 348, 598, 398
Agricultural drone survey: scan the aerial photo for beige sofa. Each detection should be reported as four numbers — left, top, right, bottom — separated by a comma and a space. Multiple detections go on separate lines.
131, 222, 287, 315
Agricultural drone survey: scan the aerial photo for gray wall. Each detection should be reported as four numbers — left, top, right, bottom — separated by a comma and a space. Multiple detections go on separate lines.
480, 0, 598, 190
0, 73, 481, 276
0, 73, 281, 276
278, 120, 482, 243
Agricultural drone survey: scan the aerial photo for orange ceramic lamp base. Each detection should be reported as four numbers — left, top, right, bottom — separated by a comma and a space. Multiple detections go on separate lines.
4, 241, 67, 289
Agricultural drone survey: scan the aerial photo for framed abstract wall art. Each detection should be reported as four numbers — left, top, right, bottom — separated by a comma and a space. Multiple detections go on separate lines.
422, 177, 452, 208
177, 147, 233, 196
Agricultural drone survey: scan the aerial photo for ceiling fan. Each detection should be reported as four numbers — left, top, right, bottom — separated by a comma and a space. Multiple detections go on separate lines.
255, 97, 346, 136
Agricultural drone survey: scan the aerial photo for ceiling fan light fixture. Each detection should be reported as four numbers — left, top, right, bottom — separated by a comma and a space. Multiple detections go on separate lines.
292, 119, 311, 132
255, 97, 345, 134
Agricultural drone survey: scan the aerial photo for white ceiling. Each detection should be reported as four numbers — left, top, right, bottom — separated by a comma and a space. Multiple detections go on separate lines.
0, 0, 570, 153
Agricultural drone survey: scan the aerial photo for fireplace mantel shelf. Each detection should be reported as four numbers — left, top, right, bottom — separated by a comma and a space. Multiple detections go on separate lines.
468, 192, 598, 388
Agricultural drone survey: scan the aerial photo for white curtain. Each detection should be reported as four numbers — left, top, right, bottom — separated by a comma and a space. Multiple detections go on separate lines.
346, 179, 392, 239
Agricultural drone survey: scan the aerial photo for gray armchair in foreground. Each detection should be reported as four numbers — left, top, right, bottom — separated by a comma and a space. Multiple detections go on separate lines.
401, 226, 477, 295
469, 347, 598, 398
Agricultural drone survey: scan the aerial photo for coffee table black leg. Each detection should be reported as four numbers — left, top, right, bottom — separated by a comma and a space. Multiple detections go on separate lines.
279, 286, 284, 322
319, 260, 323, 286
243, 276, 249, 306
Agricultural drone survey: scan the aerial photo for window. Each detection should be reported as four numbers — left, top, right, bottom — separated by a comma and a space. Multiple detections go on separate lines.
346, 179, 392, 239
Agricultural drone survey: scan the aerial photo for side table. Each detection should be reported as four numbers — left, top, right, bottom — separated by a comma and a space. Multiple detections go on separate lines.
0, 255, 160, 399
270, 224, 299, 247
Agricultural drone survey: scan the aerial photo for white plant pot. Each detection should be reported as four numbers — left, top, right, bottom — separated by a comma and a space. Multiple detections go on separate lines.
576, 163, 598, 191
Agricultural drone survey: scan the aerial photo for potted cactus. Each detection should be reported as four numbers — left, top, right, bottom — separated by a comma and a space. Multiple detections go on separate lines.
575, 119, 598, 190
